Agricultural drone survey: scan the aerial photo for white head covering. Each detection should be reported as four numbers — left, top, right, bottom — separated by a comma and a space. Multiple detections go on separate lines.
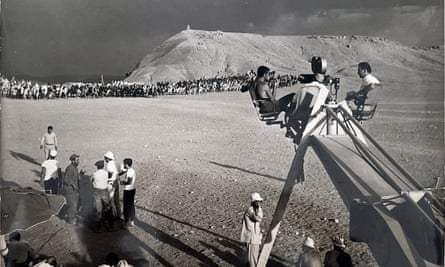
250, 192, 263, 202
49, 150, 57, 157
104, 151, 115, 160
303, 237, 315, 249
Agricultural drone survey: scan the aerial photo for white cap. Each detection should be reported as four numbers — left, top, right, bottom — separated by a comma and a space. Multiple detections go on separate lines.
251, 192, 263, 202
303, 237, 315, 249
49, 150, 57, 157
104, 151, 114, 160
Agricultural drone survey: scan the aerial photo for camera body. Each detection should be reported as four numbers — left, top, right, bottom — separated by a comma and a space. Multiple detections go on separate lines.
297, 56, 341, 103
311, 56, 327, 74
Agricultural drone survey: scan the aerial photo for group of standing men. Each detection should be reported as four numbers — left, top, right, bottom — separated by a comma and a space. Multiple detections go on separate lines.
40, 137, 84, 225
91, 152, 137, 232
39, 127, 136, 230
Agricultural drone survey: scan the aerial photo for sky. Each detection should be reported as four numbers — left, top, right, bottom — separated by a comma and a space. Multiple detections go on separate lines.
1, 0, 443, 78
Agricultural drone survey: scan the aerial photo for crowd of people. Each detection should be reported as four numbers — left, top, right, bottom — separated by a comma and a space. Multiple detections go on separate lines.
0, 73, 299, 99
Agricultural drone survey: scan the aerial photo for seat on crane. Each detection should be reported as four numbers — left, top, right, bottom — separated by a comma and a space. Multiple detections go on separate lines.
349, 84, 382, 121
247, 85, 280, 122
284, 93, 314, 144
284, 79, 329, 144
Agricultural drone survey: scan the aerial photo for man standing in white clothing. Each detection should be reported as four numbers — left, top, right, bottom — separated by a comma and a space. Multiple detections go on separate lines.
240, 192, 264, 267
40, 126, 58, 160
119, 158, 136, 228
40, 150, 61, 194
104, 151, 121, 219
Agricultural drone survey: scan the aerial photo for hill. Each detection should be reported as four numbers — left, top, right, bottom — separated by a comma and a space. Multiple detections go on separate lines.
126, 29, 442, 82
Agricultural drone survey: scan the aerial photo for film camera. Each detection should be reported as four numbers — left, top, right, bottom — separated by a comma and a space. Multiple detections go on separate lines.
297, 56, 341, 102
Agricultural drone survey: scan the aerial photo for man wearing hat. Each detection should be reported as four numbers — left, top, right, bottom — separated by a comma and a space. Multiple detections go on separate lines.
323, 236, 352, 267
104, 151, 121, 219
240, 192, 264, 267
40, 150, 61, 194
62, 154, 83, 224
297, 237, 322, 267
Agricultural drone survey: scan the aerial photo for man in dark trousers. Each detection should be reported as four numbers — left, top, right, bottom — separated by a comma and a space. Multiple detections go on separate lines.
323, 236, 353, 267
62, 154, 83, 224
91, 160, 112, 232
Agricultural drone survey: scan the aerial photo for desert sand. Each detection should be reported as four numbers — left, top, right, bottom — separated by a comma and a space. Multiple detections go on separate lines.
1, 78, 443, 267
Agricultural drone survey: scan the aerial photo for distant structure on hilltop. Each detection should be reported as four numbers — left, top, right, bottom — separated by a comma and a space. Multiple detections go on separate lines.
186, 24, 191, 31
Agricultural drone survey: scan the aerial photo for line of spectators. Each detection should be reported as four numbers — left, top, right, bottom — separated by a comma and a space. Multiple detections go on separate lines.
0, 73, 299, 99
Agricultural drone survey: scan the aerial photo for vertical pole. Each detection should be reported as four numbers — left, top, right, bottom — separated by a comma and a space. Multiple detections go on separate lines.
326, 104, 337, 135
257, 137, 311, 267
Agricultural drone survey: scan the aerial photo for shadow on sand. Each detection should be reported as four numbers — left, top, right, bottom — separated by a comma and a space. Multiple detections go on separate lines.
57, 174, 153, 267
135, 205, 290, 266
9, 150, 41, 166
199, 238, 288, 267
0, 178, 21, 188
135, 218, 219, 266
209, 161, 286, 182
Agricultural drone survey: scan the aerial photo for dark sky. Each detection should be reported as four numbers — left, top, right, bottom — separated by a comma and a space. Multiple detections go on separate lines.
1, 0, 443, 77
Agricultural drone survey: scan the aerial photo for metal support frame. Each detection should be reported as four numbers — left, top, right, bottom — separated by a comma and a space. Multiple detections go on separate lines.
257, 103, 444, 267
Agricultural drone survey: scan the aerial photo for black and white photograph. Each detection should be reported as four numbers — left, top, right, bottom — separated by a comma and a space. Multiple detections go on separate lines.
0, 0, 444, 266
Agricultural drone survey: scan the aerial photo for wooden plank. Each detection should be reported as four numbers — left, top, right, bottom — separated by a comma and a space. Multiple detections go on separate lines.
257, 137, 310, 267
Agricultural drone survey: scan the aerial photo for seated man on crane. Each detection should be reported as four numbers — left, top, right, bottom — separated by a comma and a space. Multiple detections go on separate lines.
345, 62, 381, 120
253, 65, 296, 115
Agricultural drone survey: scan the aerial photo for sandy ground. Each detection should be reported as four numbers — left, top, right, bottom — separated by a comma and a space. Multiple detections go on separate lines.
0, 88, 443, 266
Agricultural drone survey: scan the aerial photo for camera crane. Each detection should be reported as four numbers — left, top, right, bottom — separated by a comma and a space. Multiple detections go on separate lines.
245, 57, 445, 267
